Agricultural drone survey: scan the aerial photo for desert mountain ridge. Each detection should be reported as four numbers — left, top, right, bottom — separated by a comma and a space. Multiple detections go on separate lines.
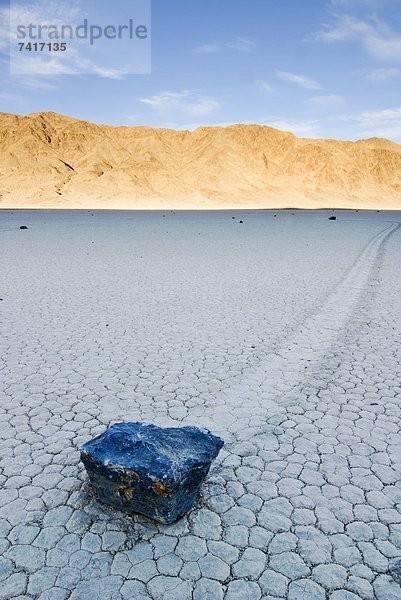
1, 110, 401, 209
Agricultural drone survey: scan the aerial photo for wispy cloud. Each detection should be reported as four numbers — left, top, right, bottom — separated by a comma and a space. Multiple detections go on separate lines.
140, 90, 220, 118
12, 51, 128, 82
0, 2, 81, 51
309, 94, 346, 109
0, 90, 24, 103
21, 77, 58, 90
195, 37, 255, 54
276, 70, 321, 90
329, 0, 378, 6
74, 57, 127, 80
314, 15, 370, 43
1, 2, 133, 82
361, 67, 400, 81
341, 106, 401, 140
0, 7, 10, 52
266, 118, 320, 137
12, 55, 76, 76
357, 107, 401, 123
314, 15, 401, 62
226, 37, 255, 52
195, 44, 221, 54
257, 80, 274, 94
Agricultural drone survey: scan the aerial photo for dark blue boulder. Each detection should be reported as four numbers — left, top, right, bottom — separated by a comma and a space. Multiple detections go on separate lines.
81, 422, 224, 524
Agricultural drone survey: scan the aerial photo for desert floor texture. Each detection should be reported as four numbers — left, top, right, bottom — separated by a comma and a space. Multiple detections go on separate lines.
1, 209, 401, 600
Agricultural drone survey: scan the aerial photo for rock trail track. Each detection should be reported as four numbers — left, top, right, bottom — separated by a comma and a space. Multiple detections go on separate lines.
182, 221, 401, 440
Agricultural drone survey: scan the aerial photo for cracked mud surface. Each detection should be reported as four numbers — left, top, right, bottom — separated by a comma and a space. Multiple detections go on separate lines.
1, 209, 401, 599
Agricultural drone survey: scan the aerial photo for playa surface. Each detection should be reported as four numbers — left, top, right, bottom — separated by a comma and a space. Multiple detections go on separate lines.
1, 209, 401, 599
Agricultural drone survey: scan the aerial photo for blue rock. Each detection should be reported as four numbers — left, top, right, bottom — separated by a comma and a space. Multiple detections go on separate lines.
80, 422, 224, 524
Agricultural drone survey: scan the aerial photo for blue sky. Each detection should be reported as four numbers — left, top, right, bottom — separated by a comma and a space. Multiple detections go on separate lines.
1, 0, 401, 141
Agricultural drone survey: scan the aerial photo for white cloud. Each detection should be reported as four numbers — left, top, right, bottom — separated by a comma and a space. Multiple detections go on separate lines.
195, 37, 255, 54
195, 44, 221, 54
314, 15, 370, 43
9, 53, 127, 81
309, 94, 346, 109
74, 57, 127, 80
91, 66, 126, 80
140, 90, 220, 118
0, 90, 23, 102
342, 106, 401, 140
357, 106, 401, 123
329, 0, 378, 6
257, 80, 274, 94
362, 68, 400, 81
1, 2, 132, 81
12, 55, 76, 76
21, 77, 58, 90
367, 35, 401, 61
314, 15, 401, 62
276, 70, 321, 90
266, 118, 320, 137
226, 37, 255, 52
0, 9, 9, 51
0, 2, 81, 50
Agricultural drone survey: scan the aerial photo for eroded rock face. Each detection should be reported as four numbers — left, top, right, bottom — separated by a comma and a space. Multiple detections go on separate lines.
81, 422, 224, 524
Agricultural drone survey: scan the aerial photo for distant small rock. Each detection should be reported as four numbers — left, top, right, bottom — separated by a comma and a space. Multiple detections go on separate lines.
329, 216, 336, 221
239, 220, 243, 223
19, 226, 28, 230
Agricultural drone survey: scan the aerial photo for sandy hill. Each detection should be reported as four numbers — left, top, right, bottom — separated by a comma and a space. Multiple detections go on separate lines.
0, 111, 401, 209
